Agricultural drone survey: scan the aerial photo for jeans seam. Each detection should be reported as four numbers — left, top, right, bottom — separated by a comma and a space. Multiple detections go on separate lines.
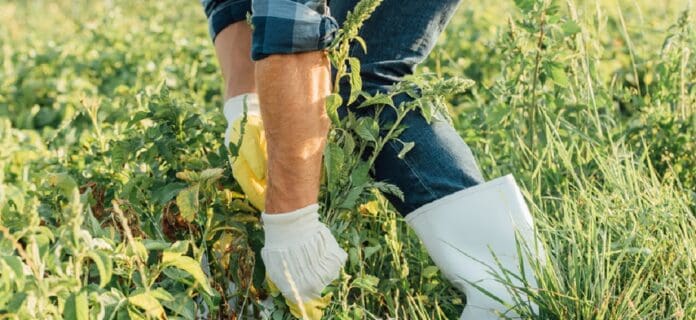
385, 140, 438, 202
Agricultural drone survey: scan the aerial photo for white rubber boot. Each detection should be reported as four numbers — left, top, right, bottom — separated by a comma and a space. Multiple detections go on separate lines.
405, 175, 544, 319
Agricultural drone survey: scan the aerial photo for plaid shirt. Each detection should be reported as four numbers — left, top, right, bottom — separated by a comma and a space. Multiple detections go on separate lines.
250, 0, 338, 60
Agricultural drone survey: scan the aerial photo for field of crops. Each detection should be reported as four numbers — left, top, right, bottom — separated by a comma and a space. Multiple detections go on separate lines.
1, 0, 694, 319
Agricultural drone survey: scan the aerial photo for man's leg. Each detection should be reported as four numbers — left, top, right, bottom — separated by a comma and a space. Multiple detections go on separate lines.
329, 0, 484, 214
215, 22, 255, 99
330, 1, 544, 319
249, 1, 346, 318
255, 52, 331, 213
202, 1, 267, 211
201, 0, 255, 99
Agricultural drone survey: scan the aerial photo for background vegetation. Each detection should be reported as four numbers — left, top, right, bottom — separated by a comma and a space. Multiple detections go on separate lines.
0, 0, 694, 319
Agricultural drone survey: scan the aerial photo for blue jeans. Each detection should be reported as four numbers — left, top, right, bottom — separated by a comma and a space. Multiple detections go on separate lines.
201, 0, 485, 215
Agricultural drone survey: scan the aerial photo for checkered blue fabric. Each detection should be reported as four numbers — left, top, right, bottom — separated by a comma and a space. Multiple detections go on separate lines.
251, 0, 338, 60
201, 0, 338, 60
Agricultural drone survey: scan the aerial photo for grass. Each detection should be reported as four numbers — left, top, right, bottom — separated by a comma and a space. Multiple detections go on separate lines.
0, 0, 694, 319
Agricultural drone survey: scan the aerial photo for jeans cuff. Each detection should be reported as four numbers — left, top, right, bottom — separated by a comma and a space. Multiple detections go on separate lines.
205, 0, 252, 42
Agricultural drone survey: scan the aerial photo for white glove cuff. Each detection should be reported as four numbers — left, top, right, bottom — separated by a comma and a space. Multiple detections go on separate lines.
261, 204, 324, 246
223, 93, 260, 124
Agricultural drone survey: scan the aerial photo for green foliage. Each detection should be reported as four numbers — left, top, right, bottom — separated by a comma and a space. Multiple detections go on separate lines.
1, 0, 694, 319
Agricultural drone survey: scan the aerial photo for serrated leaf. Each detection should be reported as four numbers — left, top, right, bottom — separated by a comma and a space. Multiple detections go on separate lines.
176, 184, 199, 222
348, 57, 363, 105
350, 161, 371, 187
339, 186, 364, 209
324, 143, 345, 192
355, 118, 380, 142
358, 93, 394, 109
373, 182, 404, 201
161, 251, 213, 295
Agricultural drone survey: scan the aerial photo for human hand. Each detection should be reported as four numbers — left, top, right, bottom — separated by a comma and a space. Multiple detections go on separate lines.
261, 204, 347, 319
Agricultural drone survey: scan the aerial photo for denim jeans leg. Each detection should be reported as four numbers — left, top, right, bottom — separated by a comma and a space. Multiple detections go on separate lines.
200, 0, 252, 42
330, 0, 485, 215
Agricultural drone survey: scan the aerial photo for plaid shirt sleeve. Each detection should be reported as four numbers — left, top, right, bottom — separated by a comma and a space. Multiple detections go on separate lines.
251, 0, 339, 61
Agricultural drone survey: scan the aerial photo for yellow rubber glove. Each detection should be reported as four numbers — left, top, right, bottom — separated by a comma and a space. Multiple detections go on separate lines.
224, 94, 267, 211
267, 276, 333, 320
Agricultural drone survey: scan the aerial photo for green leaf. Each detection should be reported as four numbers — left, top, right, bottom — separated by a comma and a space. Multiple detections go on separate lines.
364, 245, 381, 259
353, 36, 368, 54
175, 170, 199, 183
422, 266, 440, 279
326, 93, 343, 126
149, 288, 175, 302
176, 184, 199, 222
350, 161, 371, 187
549, 64, 570, 88
562, 20, 581, 36
199, 168, 224, 185
160, 293, 196, 320
87, 250, 113, 288
1, 256, 25, 289
324, 143, 345, 192
373, 182, 404, 201
514, 0, 535, 13
351, 275, 380, 293
143, 239, 173, 251
64, 290, 89, 320
46, 173, 79, 200
348, 57, 363, 105
358, 93, 394, 109
418, 100, 434, 123
5, 292, 27, 313
355, 118, 380, 142
152, 182, 187, 205
161, 251, 213, 295
128, 292, 165, 318
339, 186, 365, 209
